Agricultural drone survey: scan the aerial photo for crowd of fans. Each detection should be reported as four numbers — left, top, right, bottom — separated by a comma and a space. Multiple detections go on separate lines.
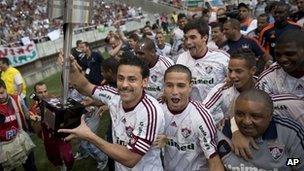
0, 0, 143, 47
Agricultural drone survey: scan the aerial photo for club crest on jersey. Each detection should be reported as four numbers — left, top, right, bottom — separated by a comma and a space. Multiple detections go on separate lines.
125, 126, 134, 138
151, 75, 158, 82
205, 66, 213, 74
268, 145, 284, 161
181, 127, 191, 138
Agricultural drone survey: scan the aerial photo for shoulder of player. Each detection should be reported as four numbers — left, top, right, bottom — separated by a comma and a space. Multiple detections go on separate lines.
139, 94, 164, 114
203, 83, 228, 109
207, 48, 230, 59
92, 85, 119, 96
256, 63, 281, 82
188, 101, 214, 121
272, 115, 304, 144
271, 93, 301, 102
158, 55, 173, 68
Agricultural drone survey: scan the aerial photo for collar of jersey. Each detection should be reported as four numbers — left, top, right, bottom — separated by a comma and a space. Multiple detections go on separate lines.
123, 91, 145, 113
262, 117, 277, 140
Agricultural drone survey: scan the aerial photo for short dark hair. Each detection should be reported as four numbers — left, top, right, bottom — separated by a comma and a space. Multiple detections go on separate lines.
118, 56, 150, 79
164, 64, 192, 83
210, 22, 224, 32
0, 79, 6, 89
183, 18, 209, 36
82, 42, 91, 49
76, 40, 82, 46
102, 58, 119, 74
236, 89, 273, 114
238, 2, 249, 10
129, 33, 139, 42
258, 13, 269, 22
34, 82, 46, 92
178, 13, 187, 20
0, 58, 10, 65
224, 18, 241, 30
277, 29, 304, 49
230, 48, 256, 68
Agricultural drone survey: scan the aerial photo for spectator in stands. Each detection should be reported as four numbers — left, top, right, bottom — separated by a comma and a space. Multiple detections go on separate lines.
176, 18, 229, 101
79, 42, 104, 85
0, 57, 27, 105
29, 82, 74, 171
216, 8, 227, 24
259, 2, 301, 60
254, 0, 267, 18
142, 25, 155, 40
210, 22, 227, 49
218, 89, 304, 170
155, 31, 172, 58
247, 13, 269, 40
71, 40, 85, 64
128, 33, 140, 54
291, 0, 304, 26
0, 79, 36, 171
222, 19, 271, 72
238, 3, 257, 35
171, 13, 187, 57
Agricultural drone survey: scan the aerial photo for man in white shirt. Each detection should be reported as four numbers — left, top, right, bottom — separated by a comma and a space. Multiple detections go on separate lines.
203, 48, 257, 125
59, 56, 165, 171
134, 38, 173, 99
176, 18, 229, 101
155, 64, 225, 171
256, 29, 304, 98
155, 31, 172, 59
171, 13, 187, 59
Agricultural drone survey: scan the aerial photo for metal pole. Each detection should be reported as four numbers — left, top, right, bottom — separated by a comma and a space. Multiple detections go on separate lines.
61, 0, 73, 106
61, 23, 73, 106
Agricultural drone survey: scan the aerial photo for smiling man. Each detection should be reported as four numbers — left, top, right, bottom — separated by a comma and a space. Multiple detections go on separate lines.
217, 89, 304, 170
203, 48, 257, 125
176, 18, 229, 101
59, 56, 165, 171
155, 64, 225, 171
256, 29, 304, 99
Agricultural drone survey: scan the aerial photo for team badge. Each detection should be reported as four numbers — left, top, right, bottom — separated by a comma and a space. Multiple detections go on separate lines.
151, 75, 157, 82
130, 136, 137, 145
181, 127, 191, 138
125, 126, 134, 138
268, 144, 284, 161
205, 66, 213, 74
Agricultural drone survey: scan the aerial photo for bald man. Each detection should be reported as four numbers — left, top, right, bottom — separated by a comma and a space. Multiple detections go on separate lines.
134, 38, 173, 99
217, 89, 304, 170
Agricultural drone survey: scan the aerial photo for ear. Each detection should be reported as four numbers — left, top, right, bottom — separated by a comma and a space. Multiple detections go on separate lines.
201, 34, 208, 43
142, 77, 148, 88
250, 66, 257, 75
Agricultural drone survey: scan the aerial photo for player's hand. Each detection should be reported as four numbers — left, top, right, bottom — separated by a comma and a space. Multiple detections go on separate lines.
153, 134, 168, 148
58, 115, 94, 141
231, 130, 259, 160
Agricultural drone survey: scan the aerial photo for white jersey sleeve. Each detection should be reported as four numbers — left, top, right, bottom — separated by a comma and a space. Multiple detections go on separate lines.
256, 64, 281, 94
203, 83, 226, 124
127, 97, 165, 156
91, 85, 119, 106
192, 102, 218, 159
272, 93, 304, 126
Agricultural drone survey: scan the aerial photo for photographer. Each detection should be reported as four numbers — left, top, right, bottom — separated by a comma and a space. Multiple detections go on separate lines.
0, 79, 36, 171
29, 82, 74, 171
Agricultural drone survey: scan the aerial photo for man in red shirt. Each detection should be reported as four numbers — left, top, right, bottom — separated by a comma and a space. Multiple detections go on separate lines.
0, 79, 37, 171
